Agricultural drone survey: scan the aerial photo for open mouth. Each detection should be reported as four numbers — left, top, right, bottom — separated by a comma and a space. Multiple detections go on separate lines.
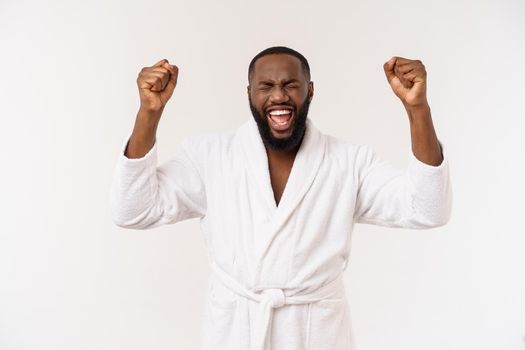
266, 107, 295, 132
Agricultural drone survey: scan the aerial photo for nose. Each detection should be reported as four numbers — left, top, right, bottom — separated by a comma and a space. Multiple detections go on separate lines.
269, 86, 289, 104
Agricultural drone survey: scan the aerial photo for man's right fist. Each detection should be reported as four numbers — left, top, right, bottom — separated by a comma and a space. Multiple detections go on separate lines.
137, 59, 178, 112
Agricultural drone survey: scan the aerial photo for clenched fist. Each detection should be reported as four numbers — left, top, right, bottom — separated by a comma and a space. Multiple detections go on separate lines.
383, 56, 428, 108
137, 58, 179, 112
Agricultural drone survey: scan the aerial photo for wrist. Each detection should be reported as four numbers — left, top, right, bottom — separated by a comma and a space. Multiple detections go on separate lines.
136, 108, 163, 132
138, 105, 164, 118
404, 103, 431, 123
403, 99, 429, 111
133, 108, 161, 139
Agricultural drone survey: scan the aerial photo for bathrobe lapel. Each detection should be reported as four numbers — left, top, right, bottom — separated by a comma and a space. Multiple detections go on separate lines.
240, 117, 326, 264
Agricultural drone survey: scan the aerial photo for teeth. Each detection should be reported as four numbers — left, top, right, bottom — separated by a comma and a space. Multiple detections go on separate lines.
268, 110, 292, 116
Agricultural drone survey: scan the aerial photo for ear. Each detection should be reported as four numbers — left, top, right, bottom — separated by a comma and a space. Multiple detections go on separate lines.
308, 81, 314, 101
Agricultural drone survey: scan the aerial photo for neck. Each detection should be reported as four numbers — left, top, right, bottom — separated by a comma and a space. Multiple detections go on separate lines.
265, 144, 300, 162
264, 131, 305, 162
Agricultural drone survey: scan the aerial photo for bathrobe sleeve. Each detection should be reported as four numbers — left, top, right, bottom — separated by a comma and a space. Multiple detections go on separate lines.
353, 141, 452, 229
110, 136, 207, 229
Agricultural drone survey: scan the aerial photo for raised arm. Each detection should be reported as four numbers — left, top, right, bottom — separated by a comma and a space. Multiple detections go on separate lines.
383, 56, 443, 166
110, 59, 206, 229
126, 58, 179, 158
353, 57, 452, 229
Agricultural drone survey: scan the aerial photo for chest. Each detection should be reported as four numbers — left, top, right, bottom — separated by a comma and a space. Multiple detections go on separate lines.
268, 159, 294, 206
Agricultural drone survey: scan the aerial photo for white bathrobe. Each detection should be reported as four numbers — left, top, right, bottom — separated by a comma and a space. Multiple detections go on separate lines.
110, 117, 452, 350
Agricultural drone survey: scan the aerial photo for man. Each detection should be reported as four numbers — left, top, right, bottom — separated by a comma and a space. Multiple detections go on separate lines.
110, 46, 452, 350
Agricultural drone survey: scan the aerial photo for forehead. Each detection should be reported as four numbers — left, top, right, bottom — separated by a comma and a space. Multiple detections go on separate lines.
252, 54, 304, 82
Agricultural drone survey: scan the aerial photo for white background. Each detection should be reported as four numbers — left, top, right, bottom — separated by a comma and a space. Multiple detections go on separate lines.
1, 0, 524, 349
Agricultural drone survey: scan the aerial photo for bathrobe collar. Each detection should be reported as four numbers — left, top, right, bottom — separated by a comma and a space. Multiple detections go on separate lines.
240, 117, 326, 259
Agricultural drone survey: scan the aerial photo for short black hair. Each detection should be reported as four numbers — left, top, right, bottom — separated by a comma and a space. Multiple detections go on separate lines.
248, 46, 311, 83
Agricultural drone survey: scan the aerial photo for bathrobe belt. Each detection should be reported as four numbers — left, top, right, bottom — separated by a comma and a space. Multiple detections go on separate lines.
210, 262, 345, 350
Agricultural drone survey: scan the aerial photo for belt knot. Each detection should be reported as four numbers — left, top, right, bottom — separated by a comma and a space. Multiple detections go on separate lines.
259, 288, 285, 308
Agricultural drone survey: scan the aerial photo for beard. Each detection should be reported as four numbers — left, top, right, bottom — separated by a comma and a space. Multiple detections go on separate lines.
248, 96, 311, 152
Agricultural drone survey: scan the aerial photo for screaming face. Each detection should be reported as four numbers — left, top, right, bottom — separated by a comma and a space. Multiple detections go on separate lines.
247, 54, 314, 152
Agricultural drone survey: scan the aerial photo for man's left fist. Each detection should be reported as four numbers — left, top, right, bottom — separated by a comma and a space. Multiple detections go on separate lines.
383, 56, 428, 108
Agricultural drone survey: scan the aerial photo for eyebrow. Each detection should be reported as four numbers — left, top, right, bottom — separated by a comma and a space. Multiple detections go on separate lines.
257, 79, 300, 85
